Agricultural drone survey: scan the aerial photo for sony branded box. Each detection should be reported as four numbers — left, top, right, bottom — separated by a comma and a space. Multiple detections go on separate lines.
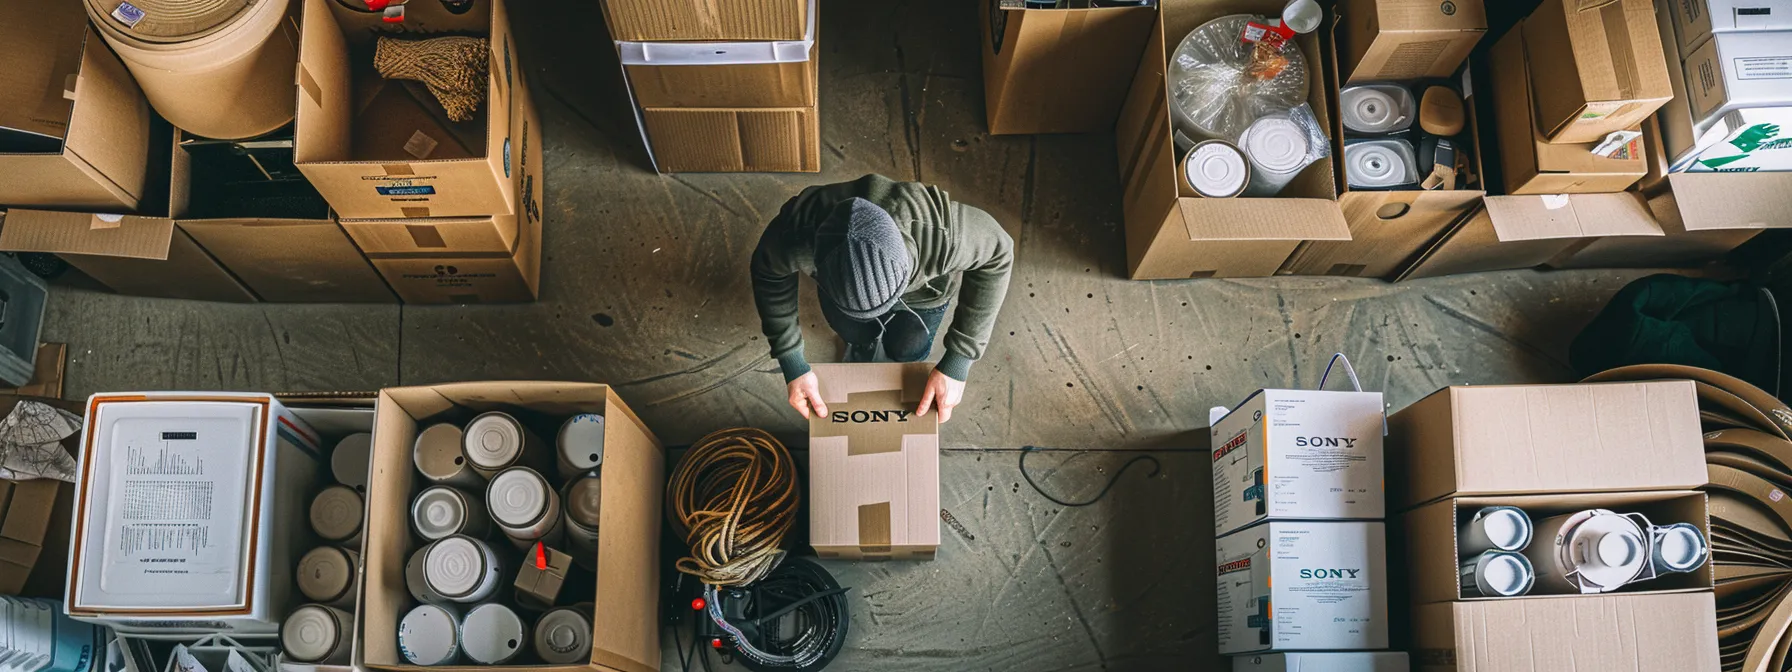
1235, 652, 1410, 672
1216, 521, 1390, 655
808, 363, 940, 561
1210, 389, 1386, 537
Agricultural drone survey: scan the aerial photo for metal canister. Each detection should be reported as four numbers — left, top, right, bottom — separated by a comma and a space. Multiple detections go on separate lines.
330, 432, 373, 491
555, 414, 606, 481
423, 535, 504, 604
1459, 506, 1534, 555
461, 603, 527, 665
464, 412, 548, 477
562, 474, 601, 570
533, 606, 594, 664
399, 603, 462, 666
1524, 509, 1650, 594
414, 422, 482, 488
309, 485, 364, 547
1460, 550, 1536, 598
1650, 522, 1711, 575
1179, 139, 1250, 198
405, 546, 444, 604
412, 485, 489, 541
295, 546, 360, 609
282, 604, 353, 664
487, 467, 565, 549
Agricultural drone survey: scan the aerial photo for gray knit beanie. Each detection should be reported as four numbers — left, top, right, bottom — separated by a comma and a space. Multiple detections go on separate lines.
815, 198, 911, 320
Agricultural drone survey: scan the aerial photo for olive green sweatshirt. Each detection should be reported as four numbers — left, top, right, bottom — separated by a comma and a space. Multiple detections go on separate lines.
751, 175, 1014, 382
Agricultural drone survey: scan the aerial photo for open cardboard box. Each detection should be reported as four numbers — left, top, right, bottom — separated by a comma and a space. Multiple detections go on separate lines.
0, 395, 82, 598
1408, 591, 1720, 672
1386, 381, 1706, 511
1113, 0, 1350, 279
0, 133, 391, 304
295, 0, 536, 219
357, 382, 664, 672
1279, 15, 1488, 279
277, 393, 375, 672
1402, 491, 1713, 606
980, 2, 1157, 135
0, 2, 150, 212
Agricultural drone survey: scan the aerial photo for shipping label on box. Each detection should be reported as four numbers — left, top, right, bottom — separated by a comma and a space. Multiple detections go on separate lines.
1234, 651, 1411, 672
808, 363, 939, 560
1211, 389, 1386, 537
1216, 521, 1390, 655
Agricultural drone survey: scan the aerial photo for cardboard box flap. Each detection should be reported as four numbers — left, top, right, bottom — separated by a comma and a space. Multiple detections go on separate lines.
1414, 593, 1720, 671
1368, 0, 1487, 33
982, 4, 1157, 135
1179, 198, 1352, 241
1480, 192, 1662, 241
0, 0, 84, 142
1663, 173, 1792, 232
0, 210, 174, 260
60, 35, 151, 205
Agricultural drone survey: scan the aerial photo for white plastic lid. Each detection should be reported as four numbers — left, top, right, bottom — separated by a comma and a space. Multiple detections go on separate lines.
1340, 86, 1410, 134
462, 603, 526, 664
465, 413, 523, 469
1567, 513, 1647, 589
1185, 142, 1249, 198
331, 433, 372, 490
424, 537, 488, 597
489, 468, 550, 527
534, 608, 593, 664
565, 476, 603, 529
414, 423, 467, 480
1656, 525, 1707, 571
558, 414, 606, 472
1344, 141, 1416, 188
1242, 116, 1310, 175
399, 604, 460, 666
1480, 508, 1531, 551
309, 486, 363, 541
296, 547, 354, 602
282, 605, 343, 662
1481, 554, 1531, 596
413, 487, 469, 541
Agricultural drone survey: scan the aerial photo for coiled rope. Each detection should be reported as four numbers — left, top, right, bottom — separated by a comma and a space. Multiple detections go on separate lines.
667, 428, 799, 586
373, 36, 490, 122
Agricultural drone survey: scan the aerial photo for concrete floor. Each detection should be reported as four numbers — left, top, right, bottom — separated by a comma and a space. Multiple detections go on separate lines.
38, 0, 1663, 669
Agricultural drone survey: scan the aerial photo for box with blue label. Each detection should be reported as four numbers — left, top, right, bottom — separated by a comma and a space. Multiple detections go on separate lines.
293, 0, 538, 219
1210, 388, 1386, 537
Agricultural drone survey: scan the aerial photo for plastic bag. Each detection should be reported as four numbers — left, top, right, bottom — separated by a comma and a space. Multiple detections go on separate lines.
1168, 14, 1309, 143
1238, 103, 1330, 196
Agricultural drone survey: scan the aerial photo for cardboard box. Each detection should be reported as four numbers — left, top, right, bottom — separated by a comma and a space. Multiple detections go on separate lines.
1409, 592, 1720, 672
1668, 0, 1792, 59
294, 0, 537, 219
1114, 0, 1351, 280
1402, 491, 1712, 606
67, 393, 322, 634
1210, 389, 1386, 538
808, 363, 939, 561
1280, 22, 1488, 279
1656, 0, 1709, 167
1492, 26, 1648, 195
979, 3, 1156, 135
359, 382, 664, 672
1385, 382, 1706, 510
1396, 192, 1662, 279
367, 213, 539, 304
1235, 652, 1410, 672
0, 396, 82, 598
1524, 0, 1675, 143
1339, 0, 1486, 83
625, 45, 817, 109
1685, 30, 1792, 128
0, 209, 256, 304
0, 3, 150, 212
1216, 521, 1390, 655
601, 0, 807, 42
639, 106, 819, 172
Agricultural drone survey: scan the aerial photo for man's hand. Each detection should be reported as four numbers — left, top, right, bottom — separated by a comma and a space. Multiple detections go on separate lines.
916, 369, 965, 424
787, 372, 830, 419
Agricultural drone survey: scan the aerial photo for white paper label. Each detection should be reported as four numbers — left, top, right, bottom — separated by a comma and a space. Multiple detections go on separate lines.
1736, 56, 1792, 80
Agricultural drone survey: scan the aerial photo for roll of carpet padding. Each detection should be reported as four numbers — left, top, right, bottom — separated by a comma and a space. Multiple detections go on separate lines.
84, 0, 298, 139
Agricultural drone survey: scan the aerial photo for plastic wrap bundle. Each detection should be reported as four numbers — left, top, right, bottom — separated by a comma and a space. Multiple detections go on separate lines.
1168, 14, 1309, 144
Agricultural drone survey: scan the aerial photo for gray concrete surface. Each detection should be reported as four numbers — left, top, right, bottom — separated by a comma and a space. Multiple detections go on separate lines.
36, 0, 1661, 669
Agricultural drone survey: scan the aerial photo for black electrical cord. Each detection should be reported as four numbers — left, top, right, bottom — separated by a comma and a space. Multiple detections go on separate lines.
704, 558, 849, 672
1018, 446, 1161, 507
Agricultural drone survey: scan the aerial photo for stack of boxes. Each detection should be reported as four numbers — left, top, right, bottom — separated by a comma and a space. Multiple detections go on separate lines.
1209, 386, 1405, 671
0, 0, 542, 305
1661, 0, 1792, 172
1388, 382, 1721, 671
602, 0, 820, 173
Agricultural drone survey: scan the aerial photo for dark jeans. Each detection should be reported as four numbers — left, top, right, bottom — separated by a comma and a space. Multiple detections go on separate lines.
820, 299, 950, 362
